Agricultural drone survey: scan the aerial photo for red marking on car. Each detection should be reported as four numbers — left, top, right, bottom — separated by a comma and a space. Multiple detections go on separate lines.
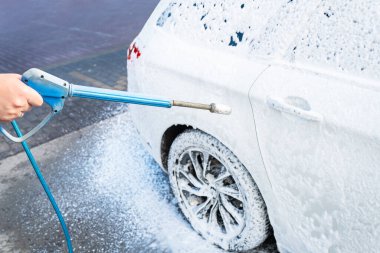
128, 43, 141, 61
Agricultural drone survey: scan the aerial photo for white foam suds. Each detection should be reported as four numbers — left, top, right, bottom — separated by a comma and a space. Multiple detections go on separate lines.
88, 114, 227, 252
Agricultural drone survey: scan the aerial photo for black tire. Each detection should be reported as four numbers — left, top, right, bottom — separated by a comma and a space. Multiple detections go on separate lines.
168, 130, 269, 251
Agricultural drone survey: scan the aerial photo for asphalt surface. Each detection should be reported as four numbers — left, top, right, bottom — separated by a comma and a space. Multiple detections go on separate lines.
0, 113, 278, 252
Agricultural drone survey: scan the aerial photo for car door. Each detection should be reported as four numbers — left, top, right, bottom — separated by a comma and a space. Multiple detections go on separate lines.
249, 1, 380, 252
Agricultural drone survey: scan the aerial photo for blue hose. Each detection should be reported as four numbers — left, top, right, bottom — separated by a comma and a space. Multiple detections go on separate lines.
11, 121, 74, 253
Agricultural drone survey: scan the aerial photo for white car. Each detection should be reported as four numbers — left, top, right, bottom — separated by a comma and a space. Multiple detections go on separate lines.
127, 1, 380, 252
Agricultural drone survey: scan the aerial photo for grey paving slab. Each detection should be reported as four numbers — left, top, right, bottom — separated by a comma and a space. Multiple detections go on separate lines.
0, 0, 159, 73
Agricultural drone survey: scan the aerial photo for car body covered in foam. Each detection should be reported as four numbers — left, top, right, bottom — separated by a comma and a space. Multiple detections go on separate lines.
127, 1, 380, 252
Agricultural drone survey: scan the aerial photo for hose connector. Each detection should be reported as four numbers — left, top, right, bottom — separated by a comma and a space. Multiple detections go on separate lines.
172, 100, 231, 115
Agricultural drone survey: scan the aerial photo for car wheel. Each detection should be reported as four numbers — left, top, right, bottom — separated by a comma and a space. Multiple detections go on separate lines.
168, 130, 269, 251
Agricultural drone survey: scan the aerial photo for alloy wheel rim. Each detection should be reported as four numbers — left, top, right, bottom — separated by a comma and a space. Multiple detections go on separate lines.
174, 148, 246, 239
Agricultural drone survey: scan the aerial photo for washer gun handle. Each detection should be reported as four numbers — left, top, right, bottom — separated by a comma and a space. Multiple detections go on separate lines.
0, 68, 69, 143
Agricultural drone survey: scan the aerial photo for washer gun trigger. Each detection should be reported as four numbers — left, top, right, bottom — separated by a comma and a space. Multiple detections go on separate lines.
0, 68, 69, 143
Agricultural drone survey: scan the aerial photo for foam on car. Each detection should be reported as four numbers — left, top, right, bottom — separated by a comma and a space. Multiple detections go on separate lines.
155, 0, 283, 56
154, 0, 321, 60
156, 0, 380, 82
287, 0, 380, 81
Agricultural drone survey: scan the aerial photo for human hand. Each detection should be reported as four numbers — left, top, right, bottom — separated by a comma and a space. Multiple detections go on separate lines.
0, 74, 43, 122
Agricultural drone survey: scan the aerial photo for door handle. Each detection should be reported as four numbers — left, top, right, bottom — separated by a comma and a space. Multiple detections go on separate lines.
267, 96, 323, 122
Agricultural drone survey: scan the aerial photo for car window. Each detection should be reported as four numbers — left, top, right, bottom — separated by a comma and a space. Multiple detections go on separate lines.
155, 0, 316, 59
288, 0, 380, 81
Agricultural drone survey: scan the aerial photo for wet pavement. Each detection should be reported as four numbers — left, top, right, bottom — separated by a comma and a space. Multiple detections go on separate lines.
0, 112, 278, 252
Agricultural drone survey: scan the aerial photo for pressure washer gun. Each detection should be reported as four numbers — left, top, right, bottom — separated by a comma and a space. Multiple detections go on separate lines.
0, 68, 232, 143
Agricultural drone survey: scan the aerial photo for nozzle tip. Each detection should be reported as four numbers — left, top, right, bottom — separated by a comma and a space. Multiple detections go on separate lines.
210, 103, 232, 115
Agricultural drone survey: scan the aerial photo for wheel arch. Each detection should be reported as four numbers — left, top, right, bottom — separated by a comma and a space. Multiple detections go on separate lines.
160, 124, 192, 171
159, 122, 276, 239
